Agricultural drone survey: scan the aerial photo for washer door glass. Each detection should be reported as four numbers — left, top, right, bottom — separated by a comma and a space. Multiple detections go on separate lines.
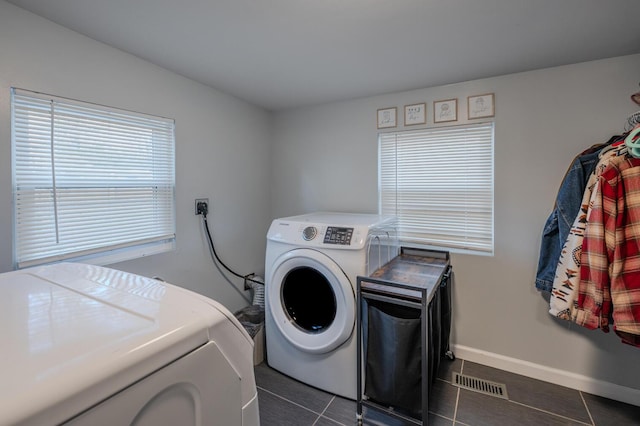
268, 249, 355, 354
282, 267, 336, 333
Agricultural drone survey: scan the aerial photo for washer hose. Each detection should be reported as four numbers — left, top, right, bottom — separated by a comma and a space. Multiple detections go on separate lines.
246, 275, 265, 308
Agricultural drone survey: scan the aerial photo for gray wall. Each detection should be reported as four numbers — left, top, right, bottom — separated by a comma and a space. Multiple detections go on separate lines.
0, 1, 272, 314
2, 0, 639, 404
272, 54, 640, 401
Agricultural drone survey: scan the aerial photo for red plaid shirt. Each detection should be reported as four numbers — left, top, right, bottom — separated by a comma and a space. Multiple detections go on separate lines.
576, 154, 640, 347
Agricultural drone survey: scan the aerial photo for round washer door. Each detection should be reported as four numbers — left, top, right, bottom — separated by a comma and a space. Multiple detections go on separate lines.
267, 249, 355, 354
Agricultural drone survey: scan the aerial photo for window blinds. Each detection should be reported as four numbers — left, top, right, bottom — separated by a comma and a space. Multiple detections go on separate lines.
12, 88, 176, 268
379, 123, 494, 254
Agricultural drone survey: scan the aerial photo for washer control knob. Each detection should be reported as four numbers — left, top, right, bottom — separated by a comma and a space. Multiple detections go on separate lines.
302, 226, 317, 241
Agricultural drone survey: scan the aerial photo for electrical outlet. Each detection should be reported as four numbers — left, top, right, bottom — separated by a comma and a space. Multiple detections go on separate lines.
195, 198, 209, 215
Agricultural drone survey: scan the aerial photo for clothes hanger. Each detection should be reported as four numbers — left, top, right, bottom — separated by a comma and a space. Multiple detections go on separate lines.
624, 84, 640, 156
624, 125, 640, 157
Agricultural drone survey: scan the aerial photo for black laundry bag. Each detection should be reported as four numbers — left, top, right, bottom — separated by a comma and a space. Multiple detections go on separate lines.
364, 300, 421, 417
363, 290, 444, 419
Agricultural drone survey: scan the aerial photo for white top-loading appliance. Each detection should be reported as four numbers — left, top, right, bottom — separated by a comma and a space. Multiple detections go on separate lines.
0, 263, 259, 426
265, 212, 397, 399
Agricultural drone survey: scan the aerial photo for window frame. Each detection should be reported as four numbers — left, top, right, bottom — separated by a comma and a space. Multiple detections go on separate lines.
11, 88, 176, 269
378, 122, 495, 256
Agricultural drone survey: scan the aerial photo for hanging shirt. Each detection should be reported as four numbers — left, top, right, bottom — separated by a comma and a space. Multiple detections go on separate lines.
575, 154, 640, 347
535, 136, 622, 292
534, 149, 602, 292
549, 145, 627, 319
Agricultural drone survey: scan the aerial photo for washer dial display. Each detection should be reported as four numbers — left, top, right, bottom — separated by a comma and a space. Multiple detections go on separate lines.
323, 227, 353, 245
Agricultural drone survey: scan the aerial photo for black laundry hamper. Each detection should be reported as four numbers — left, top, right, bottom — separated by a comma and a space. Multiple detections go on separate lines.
357, 248, 453, 425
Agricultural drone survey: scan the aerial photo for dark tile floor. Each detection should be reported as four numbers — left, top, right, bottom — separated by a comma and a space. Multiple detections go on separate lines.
254, 358, 640, 426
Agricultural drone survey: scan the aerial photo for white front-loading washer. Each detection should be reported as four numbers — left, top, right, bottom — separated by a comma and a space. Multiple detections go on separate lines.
265, 212, 397, 399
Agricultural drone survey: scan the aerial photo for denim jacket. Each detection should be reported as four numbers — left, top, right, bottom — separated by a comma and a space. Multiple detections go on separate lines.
535, 149, 601, 292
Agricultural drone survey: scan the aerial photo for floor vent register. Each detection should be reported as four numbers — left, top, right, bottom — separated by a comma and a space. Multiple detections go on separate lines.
452, 372, 509, 400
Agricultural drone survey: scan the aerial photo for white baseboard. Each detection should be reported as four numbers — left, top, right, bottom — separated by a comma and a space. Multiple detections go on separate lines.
452, 344, 640, 407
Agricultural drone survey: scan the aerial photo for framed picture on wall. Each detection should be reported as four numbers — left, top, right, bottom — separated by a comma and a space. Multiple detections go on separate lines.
377, 107, 397, 129
433, 99, 457, 123
468, 93, 495, 119
404, 103, 426, 126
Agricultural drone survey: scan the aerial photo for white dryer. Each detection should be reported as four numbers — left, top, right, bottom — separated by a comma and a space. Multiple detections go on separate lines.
265, 212, 397, 399
0, 263, 259, 426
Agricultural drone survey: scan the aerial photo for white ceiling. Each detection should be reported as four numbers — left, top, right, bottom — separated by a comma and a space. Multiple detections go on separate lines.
7, 0, 640, 111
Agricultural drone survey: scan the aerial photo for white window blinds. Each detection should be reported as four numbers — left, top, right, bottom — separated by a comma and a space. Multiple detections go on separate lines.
12, 88, 176, 268
379, 123, 494, 255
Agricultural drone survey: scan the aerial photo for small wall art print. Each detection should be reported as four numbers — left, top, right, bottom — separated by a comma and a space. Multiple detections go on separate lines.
433, 99, 457, 123
377, 107, 397, 129
404, 103, 426, 126
468, 93, 495, 119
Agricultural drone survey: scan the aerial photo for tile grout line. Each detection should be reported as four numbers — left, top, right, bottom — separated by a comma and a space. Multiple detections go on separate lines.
312, 395, 347, 426
321, 395, 336, 416
314, 416, 346, 426
452, 359, 464, 424
507, 399, 593, 426
579, 391, 596, 426
452, 388, 461, 425
256, 385, 326, 418
428, 411, 457, 423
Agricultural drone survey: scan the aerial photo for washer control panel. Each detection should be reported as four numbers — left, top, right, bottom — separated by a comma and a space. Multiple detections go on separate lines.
323, 227, 354, 245
267, 214, 391, 250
